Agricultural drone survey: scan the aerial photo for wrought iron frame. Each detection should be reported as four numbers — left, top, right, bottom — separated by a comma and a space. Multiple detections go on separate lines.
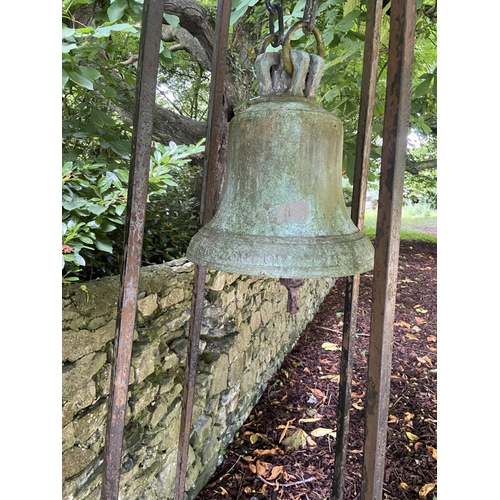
99, 0, 418, 499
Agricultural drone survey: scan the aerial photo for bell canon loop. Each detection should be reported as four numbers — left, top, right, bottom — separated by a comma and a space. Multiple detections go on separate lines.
186, 50, 374, 279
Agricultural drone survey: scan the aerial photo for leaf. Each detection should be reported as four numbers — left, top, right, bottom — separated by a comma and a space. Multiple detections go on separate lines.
255, 460, 268, 476
426, 445, 437, 460
249, 433, 259, 445
281, 429, 309, 450
77, 66, 102, 82
95, 237, 113, 253
388, 414, 398, 424
352, 401, 364, 410
94, 23, 138, 37
107, 0, 127, 23
310, 428, 336, 438
419, 482, 436, 498
321, 342, 341, 351
299, 417, 322, 424
62, 26, 76, 39
416, 355, 433, 368
267, 466, 283, 481
320, 374, 340, 382
309, 388, 326, 401
406, 432, 420, 442
400, 482, 410, 491
67, 70, 94, 90
163, 14, 180, 26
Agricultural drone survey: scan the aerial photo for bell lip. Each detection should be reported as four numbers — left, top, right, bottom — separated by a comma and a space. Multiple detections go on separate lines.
186, 228, 375, 279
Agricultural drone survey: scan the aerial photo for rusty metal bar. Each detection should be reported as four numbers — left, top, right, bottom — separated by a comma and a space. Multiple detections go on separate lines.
100, 1, 164, 498
199, 0, 232, 225
330, 1, 384, 499
360, 1, 417, 499
173, 1, 232, 498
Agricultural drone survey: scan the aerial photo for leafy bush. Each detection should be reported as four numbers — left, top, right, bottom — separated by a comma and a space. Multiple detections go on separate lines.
62, 140, 205, 282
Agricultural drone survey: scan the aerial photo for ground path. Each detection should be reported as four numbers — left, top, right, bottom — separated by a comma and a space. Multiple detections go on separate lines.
198, 239, 437, 500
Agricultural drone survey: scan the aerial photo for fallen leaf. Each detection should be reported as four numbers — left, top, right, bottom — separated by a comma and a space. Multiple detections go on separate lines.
256, 460, 268, 476
310, 428, 336, 438
299, 417, 323, 423
406, 431, 420, 442
388, 414, 398, 424
308, 387, 326, 402
416, 355, 433, 368
306, 435, 317, 447
254, 448, 284, 457
404, 412, 415, 421
352, 401, 364, 410
426, 445, 437, 460
219, 486, 229, 496
419, 482, 436, 498
395, 320, 412, 329
277, 418, 296, 443
415, 317, 426, 324
322, 342, 341, 351
281, 428, 309, 450
412, 325, 421, 332
249, 433, 260, 444
405, 333, 419, 340
242, 455, 255, 462
426, 335, 437, 342
320, 374, 340, 382
248, 463, 257, 474
400, 482, 410, 491
267, 466, 283, 481
415, 308, 428, 313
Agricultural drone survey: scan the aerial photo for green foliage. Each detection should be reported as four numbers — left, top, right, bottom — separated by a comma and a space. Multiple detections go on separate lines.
62, 1, 208, 281
62, 140, 205, 281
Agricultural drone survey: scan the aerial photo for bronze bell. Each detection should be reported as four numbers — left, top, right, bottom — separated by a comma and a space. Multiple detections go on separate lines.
187, 49, 374, 281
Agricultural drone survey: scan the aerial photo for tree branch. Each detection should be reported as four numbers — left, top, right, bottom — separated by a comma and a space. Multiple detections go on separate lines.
161, 24, 211, 70
164, 0, 215, 63
406, 158, 437, 174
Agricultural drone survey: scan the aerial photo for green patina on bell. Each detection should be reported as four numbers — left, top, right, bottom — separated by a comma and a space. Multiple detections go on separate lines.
187, 49, 374, 279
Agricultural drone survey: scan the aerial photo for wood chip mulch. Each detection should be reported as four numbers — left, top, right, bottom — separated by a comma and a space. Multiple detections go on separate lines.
197, 240, 437, 500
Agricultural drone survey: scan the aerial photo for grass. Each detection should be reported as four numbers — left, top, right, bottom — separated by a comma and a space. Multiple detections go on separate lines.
362, 203, 437, 242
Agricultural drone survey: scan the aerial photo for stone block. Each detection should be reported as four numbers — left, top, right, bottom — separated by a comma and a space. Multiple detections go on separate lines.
62, 446, 96, 481
62, 381, 96, 427
159, 287, 184, 309
73, 401, 108, 445
130, 383, 159, 418
62, 423, 76, 453
209, 353, 229, 396
62, 321, 115, 362
137, 293, 158, 318
131, 342, 159, 385
62, 352, 106, 401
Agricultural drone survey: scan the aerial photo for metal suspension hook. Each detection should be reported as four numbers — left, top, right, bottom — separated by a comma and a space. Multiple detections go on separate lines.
282, 20, 325, 75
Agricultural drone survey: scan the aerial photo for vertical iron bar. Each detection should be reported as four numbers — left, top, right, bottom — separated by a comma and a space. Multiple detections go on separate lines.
100, 1, 164, 499
360, 1, 417, 499
331, 2, 383, 499
199, 0, 232, 225
173, 1, 231, 498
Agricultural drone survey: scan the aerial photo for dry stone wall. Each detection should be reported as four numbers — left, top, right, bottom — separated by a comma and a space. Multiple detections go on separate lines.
62, 258, 335, 499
